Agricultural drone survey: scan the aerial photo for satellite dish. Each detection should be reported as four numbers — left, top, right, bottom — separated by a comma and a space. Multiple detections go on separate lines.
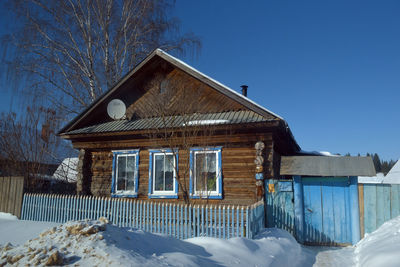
107, 99, 126, 120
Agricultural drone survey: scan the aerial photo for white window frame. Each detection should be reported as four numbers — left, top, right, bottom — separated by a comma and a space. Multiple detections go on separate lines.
148, 149, 178, 198
190, 147, 222, 199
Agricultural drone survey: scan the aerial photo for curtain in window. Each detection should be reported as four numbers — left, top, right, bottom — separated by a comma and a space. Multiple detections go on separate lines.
154, 154, 174, 191
195, 152, 217, 192
117, 155, 135, 191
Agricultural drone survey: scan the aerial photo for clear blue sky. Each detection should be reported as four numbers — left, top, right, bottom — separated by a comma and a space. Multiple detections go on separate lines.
172, 0, 400, 161
0, 1, 399, 161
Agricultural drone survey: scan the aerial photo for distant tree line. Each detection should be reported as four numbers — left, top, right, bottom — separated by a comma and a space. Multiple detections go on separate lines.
345, 152, 396, 175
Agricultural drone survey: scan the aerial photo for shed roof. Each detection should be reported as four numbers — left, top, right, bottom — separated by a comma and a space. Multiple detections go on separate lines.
280, 156, 376, 177
64, 110, 269, 135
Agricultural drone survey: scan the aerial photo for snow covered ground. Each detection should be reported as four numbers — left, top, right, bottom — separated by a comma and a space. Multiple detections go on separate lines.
0, 211, 399, 266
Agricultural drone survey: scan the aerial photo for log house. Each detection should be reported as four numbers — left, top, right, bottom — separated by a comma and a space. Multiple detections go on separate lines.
58, 49, 300, 206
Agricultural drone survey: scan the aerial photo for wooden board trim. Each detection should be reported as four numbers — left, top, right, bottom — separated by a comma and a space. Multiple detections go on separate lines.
358, 183, 365, 238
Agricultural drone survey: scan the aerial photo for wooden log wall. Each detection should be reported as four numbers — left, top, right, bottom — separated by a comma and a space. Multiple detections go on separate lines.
74, 132, 276, 206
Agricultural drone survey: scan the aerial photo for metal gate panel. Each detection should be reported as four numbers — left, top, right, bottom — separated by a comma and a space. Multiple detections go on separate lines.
302, 177, 352, 245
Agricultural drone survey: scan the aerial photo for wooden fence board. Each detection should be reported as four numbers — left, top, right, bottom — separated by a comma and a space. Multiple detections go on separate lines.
376, 185, 385, 228
363, 183, 400, 235
20, 193, 264, 240
382, 185, 391, 223
0, 177, 24, 218
358, 184, 365, 238
363, 185, 377, 234
391, 185, 400, 218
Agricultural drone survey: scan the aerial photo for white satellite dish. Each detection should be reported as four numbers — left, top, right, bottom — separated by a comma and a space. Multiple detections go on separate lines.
107, 99, 126, 120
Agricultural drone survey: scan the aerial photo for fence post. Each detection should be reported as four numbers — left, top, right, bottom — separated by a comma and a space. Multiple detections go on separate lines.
168, 203, 172, 236
188, 205, 192, 238
222, 206, 226, 239
207, 205, 213, 237
176, 204, 180, 239
72, 195, 77, 221
38, 194, 44, 221
139, 200, 143, 230
53, 195, 58, 222
57, 195, 62, 223
25, 193, 31, 220
122, 199, 127, 227
86, 196, 93, 219
246, 207, 250, 238
213, 205, 217, 238
150, 202, 154, 232
99, 197, 104, 220
196, 205, 200, 237
43, 195, 49, 222
236, 206, 239, 237
20, 194, 27, 220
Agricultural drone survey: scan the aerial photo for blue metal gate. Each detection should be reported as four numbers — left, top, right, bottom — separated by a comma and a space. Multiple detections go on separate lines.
302, 177, 352, 245
293, 176, 360, 246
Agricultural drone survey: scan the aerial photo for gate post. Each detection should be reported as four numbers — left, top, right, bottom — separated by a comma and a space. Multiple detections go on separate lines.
349, 176, 361, 244
293, 175, 304, 244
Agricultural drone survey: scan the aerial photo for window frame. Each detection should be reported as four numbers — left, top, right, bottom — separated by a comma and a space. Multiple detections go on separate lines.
148, 149, 178, 199
189, 147, 222, 199
111, 149, 140, 198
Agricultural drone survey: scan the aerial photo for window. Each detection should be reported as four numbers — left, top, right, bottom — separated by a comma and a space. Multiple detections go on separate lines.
190, 147, 222, 199
148, 149, 178, 198
111, 150, 139, 197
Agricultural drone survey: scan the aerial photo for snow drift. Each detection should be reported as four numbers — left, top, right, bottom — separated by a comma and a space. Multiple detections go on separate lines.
0, 218, 312, 267
355, 216, 400, 267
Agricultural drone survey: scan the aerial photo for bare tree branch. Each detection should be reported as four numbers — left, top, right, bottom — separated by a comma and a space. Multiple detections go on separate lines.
2, 0, 200, 118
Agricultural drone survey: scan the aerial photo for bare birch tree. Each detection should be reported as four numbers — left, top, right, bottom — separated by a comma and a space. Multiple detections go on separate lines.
2, 0, 200, 118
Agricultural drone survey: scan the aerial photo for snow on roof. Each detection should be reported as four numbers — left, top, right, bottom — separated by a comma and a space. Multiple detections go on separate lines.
358, 172, 385, 184
52, 158, 78, 183
382, 160, 400, 184
299, 150, 340, 157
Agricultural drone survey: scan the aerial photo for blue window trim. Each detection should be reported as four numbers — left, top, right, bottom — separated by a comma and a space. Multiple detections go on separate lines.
148, 149, 179, 199
111, 149, 139, 198
189, 147, 223, 199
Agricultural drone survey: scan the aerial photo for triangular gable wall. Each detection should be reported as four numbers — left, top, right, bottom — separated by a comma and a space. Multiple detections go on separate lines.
59, 49, 283, 134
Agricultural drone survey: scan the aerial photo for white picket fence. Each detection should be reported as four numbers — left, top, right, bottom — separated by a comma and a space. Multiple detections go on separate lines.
21, 193, 265, 239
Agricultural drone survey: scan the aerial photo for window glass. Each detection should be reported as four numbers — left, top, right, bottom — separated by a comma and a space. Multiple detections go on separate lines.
206, 153, 217, 191
195, 152, 217, 192
117, 156, 127, 191
154, 154, 164, 191
153, 153, 175, 192
165, 154, 174, 190
126, 156, 136, 191
112, 151, 139, 197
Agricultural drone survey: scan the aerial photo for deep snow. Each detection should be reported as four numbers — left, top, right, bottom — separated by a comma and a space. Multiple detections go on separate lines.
0, 216, 314, 266
1, 213, 400, 266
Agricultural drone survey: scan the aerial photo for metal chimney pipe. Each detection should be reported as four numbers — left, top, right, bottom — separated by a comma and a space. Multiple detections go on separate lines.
241, 85, 248, 97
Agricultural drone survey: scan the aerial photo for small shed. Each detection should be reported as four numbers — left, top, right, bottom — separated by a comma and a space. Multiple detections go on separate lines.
266, 156, 375, 246
382, 160, 400, 184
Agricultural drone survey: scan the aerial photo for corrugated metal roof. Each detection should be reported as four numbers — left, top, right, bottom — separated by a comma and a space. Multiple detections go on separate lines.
64, 110, 268, 135
280, 156, 376, 177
